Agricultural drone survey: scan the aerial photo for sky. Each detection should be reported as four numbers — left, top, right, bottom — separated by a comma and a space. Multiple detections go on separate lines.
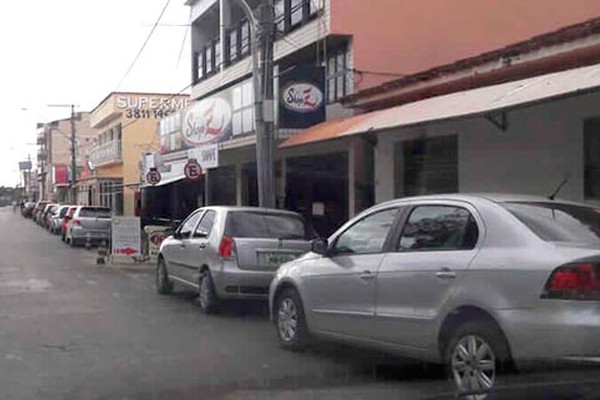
0, 0, 191, 187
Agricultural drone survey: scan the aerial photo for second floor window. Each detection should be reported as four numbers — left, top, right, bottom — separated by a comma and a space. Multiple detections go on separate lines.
326, 46, 352, 103
275, 0, 323, 35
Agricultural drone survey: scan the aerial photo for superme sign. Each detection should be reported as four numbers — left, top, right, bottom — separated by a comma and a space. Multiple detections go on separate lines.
116, 96, 189, 110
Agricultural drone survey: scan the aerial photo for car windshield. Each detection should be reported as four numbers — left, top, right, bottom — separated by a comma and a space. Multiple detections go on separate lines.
79, 208, 112, 218
225, 211, 306, 239
504, 202, 600, 245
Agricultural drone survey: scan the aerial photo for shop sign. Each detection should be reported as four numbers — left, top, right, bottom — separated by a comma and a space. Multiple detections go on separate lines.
184, 159, 203, 181
279, 65, 325, 129
117, 95, 189, 120
183, 98, 232, 146
19, 161, 32, 171
187, 144, 218, 170
53, 164, 69, 184
111, 217, 141, 258
144, 225, 171, 258
146, 168, 162, 185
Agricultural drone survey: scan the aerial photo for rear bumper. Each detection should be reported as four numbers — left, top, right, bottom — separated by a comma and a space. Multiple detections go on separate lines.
498, 304, 600, 363
71, 229, 109, 241
214, 262, 275, 300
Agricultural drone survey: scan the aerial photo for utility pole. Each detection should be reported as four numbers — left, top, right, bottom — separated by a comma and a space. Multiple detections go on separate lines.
236, 0, 276, 208
70, 104, 77, 203
257, 0, 276, 208
48, 104, 78, 203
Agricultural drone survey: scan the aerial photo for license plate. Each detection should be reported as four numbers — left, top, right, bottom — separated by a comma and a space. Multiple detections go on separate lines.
261, 252, 298, 266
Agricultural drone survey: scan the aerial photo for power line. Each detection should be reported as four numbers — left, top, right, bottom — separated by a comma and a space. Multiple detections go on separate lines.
115, 0, 172, 91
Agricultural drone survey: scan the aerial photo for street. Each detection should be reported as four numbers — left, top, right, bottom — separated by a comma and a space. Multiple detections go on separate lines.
3, 207, 600, 400
0, 207, 452, 400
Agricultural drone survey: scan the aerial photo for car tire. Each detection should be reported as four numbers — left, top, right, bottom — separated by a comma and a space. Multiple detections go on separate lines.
198, 270, 219, 314
275, 288, 310, 351
156, 258, 173, 295
445, 320, 511, 395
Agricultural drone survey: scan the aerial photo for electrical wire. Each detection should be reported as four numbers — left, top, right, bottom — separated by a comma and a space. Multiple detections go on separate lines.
115, 0, 172, 91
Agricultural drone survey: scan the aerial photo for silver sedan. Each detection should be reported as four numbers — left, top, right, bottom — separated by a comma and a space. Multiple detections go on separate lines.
269, 194, 600, 394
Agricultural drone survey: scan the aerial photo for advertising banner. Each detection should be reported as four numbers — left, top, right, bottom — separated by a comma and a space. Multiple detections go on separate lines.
279, 65, 326, 129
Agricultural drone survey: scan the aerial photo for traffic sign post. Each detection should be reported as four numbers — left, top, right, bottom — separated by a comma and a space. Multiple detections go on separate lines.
146, 168, 161, 186
184, 159, 203, 181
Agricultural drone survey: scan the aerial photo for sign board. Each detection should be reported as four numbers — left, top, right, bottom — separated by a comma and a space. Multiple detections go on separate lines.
111, 217, 141, 259
187, 144, 218, 170
18, 161, 32, 171
146, 168, 162, 185
279, 65, 325, 129
144, 225, 171, 258
184, 159, 203, 181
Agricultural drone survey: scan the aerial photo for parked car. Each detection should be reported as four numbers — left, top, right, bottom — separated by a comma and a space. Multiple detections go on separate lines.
32, 201, 49, 224
65, 206, 112, 247
61, 206, 79, 241
43, 204, 60, 230
269, 194, 600, 395
21, 202, 36, 218
157, 206, 314, 313
49, 205, 71, 234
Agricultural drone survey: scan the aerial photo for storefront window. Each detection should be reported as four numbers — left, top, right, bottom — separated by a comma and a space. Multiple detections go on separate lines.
395, 136, 458, 197
232, 80, 254, 136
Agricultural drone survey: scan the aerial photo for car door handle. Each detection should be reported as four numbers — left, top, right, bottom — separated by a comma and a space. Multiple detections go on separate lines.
359, 270, 375, 282
435, 268, 456, 279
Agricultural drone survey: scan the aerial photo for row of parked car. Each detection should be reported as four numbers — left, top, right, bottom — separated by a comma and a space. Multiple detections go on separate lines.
155, 194, 600, 395
21, 200, 112, 246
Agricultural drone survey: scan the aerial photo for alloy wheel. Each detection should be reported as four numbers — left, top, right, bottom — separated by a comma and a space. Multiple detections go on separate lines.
451, 334, 496, 394
277, 298, 298, 342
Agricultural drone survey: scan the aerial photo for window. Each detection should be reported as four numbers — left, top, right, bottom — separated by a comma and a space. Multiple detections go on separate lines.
232, 80, 254, 136
228, 28, 238, 63
326, 46, 351, 103
275, 0, 285, 33
290, 0, 304, 27
240, 21, 250, 56
398, 206, 479, 251
195, 210, 216, 237
197, 51, 204, 80
79, 207, 112, 218
333, 208, 399, 255
225, 212, 306, 239
585, 118, 600, 199
503, 202, 600, 245
397, 136, 458, 197
205, 45, 213, 76
178, 211, 202, 238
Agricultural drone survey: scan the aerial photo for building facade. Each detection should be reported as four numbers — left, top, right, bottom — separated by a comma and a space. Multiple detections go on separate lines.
79, 92, 188, 216
145, 0, 600, 236
36, 113, 97, 202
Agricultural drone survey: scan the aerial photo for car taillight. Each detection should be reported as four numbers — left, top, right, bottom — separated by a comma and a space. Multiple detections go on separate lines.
542, 262, 600, 300
219, 236, 235, 258
72, 219, 81, 227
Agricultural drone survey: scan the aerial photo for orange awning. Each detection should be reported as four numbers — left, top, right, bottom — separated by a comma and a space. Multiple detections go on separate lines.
279, 113, 375, 148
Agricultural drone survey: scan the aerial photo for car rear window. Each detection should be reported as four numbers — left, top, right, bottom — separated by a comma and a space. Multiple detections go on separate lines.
58, 207, 69, 218
225, 211, 306, 239
503, 202, 600, 245
79, 207, 112, 218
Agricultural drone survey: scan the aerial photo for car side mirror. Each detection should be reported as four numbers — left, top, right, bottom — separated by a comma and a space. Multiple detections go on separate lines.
172, 231, 182, 240
311, 238, 329, 256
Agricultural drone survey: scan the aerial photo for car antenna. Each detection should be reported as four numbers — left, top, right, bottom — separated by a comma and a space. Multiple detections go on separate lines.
548, 174, 570, 200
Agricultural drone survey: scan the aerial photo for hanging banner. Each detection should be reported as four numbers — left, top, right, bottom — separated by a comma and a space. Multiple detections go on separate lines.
279, 65, 325, 129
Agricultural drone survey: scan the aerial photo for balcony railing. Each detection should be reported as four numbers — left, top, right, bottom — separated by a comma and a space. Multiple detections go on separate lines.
89, 140, 122, 165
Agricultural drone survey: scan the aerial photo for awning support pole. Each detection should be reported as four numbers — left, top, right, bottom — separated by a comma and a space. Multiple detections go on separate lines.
485, 112, 508, 132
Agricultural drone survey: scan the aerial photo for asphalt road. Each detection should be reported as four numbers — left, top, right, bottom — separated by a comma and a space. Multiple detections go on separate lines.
2, 207, 600, 400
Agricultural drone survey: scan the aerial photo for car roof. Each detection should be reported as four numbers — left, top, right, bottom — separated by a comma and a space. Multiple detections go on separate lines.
203, 206, 302, 216
375, 193, 590, 208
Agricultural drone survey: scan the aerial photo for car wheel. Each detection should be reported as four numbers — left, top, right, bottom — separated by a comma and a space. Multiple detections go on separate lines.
445, 321, 511, 396
156, 258, 173, 295
198, 270, 219, 314
275, 288, 310, 351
